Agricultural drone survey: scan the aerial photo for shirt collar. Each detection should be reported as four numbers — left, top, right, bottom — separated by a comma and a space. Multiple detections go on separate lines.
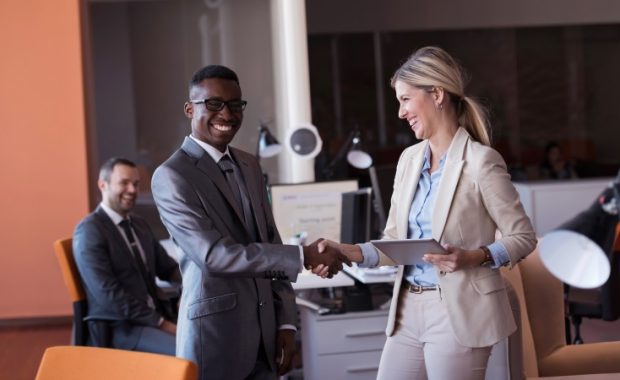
189, 135, 232, 163
100, 202, 127, 225
422, 144, 447, 171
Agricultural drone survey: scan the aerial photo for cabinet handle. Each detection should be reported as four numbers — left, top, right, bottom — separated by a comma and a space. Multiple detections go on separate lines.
346, 365, 379, 373
345, 330, 384, 338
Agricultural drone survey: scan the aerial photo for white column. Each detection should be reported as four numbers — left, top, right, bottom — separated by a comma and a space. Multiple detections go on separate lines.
271, 0, 315, 183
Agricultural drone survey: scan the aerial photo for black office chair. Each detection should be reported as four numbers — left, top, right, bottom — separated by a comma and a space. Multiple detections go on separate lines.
560, 175, 620, 344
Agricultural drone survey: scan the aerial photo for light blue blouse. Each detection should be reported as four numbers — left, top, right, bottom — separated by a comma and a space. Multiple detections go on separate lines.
358, 145, 509, 285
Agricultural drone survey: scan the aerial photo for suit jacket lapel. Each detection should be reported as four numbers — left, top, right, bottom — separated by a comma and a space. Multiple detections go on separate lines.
181, 137, 246, 225
133, 221, 155, 272
397, 142, 426, 238
432, 128, 468, 241
94, 207, 145, 274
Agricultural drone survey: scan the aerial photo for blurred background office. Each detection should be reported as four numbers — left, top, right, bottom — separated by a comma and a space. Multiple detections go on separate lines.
2, 0, 620, 379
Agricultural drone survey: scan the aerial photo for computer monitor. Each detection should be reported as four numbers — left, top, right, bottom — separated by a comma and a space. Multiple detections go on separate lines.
269, 180, 358, 244
340, 188, 372, 244
368, 164, 397, 230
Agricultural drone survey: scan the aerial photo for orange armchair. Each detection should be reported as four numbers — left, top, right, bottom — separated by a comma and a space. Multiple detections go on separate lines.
35, 346, 197, 380
502, 247, 620, 378
53, 238, 89, 346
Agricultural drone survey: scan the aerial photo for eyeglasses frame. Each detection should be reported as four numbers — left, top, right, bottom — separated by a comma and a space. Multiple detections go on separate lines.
189, 98, 248, 112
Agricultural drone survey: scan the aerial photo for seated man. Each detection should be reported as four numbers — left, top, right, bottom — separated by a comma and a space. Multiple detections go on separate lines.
73, 157, 181, 355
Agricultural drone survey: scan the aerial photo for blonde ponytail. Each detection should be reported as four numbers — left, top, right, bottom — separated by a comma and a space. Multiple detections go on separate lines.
460, 96, 491, 146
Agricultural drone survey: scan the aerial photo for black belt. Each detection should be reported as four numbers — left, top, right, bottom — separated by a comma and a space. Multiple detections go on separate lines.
402, 282, 439, 294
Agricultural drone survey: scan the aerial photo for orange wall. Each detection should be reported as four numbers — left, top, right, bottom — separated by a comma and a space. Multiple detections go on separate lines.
0, 0, 89, 318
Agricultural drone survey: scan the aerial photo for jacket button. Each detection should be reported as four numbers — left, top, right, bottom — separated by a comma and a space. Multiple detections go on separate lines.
259, 302, 264, 307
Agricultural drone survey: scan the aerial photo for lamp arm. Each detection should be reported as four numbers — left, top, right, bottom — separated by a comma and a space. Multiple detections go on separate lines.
613, 169, 620, 218
322, 131, 355, 177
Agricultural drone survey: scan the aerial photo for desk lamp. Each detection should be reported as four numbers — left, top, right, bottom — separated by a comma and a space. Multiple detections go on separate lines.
345, 130, 373, 169
322, 130, 373, 178
539, 230, 610, 289
256, 124, 282, 159
255, 123, 283, 192
539, 172, 620, 288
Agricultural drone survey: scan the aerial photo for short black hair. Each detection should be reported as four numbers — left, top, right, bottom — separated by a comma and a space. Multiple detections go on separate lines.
189, 65, 240, 93
99, 157, 136, 182
544, 141, 560, 155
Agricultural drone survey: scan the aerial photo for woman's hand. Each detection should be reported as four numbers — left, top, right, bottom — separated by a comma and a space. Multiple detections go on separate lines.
421, 244, 486, 273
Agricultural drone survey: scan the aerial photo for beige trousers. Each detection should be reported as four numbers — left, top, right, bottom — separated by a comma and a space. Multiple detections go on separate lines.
376, 288, 492, 380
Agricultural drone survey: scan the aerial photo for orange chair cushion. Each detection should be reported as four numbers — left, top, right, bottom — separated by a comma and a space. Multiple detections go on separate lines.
36, 346, 197, 380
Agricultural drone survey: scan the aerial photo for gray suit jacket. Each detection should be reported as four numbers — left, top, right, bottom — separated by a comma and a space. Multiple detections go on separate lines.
151, 137, 301, 380
73, 206, 180, 349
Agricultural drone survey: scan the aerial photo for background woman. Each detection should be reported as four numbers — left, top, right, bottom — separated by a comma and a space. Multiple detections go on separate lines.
539, 140, 578, 179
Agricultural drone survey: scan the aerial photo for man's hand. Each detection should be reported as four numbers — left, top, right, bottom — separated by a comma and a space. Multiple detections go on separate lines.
275, 329, 296, 376
303, 239, 352, 278
159, 319, 177, 335
311, 239, 364, 278
421, 244, 486, 273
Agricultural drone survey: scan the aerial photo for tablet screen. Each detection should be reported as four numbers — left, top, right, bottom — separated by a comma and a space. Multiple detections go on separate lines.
370, 239, 446, 265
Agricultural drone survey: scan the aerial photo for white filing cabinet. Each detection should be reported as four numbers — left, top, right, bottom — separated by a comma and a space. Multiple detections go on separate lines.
299, 307, 388, 380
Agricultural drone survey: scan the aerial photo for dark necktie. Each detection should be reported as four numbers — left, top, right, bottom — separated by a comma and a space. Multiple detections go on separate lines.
217, 156, 257, 239
218, 156, 244, 215
118, 219, 162, 313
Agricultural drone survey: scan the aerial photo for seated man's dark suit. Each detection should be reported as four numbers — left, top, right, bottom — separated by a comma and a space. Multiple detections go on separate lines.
73, 204, 180, 354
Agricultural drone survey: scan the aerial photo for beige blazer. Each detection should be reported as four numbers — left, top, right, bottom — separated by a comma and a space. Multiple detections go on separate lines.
379, 127, 536, 348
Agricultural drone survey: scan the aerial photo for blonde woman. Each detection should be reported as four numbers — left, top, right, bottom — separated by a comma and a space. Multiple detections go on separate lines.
317, 46, 536, 379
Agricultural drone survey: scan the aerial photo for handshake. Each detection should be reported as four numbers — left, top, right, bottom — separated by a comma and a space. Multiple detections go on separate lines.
301, 239, 361, 278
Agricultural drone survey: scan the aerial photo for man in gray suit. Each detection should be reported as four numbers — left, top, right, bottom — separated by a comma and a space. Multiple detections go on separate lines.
151, 65, 348, 380
73, 157, 181, 355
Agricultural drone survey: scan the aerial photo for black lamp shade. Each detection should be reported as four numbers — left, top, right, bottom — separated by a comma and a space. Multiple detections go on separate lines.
346, 133, 373, 169
257, 126, 283, 158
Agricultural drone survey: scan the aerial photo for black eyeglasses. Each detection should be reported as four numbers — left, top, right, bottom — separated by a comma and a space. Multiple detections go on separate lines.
190, 98, 247, 112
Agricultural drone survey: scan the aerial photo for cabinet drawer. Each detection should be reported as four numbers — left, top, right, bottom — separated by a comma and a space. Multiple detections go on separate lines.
309, 350, 382, 380
313, 314, 387, 354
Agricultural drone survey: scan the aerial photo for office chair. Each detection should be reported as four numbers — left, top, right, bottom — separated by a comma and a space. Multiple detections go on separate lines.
53, 238, 89, 346
501, 247, 620, 378
54, 238, 111, 346
35, 346, 197, 380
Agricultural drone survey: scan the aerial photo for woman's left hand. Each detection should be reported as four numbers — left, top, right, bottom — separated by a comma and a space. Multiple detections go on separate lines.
422, 245, 485, 273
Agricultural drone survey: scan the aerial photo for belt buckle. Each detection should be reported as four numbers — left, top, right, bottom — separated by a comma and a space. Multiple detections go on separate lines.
412, 285, 423, 294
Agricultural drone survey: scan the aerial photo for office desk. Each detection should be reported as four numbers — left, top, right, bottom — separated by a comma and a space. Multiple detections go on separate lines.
295, 265, 395, 380
343, 264, 397, 284
291, 269, 355, 290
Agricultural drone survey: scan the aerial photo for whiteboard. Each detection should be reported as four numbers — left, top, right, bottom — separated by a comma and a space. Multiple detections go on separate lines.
269, 180, 358, 245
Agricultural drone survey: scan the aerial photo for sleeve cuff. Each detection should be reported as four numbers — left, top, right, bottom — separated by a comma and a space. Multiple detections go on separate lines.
357, 242, 380, 268
488, 241, 510, 268
279, 324, 297, 332
298, 246, 304, 272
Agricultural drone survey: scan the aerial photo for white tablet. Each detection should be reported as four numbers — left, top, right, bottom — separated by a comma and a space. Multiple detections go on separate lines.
370, 239, 447, 265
